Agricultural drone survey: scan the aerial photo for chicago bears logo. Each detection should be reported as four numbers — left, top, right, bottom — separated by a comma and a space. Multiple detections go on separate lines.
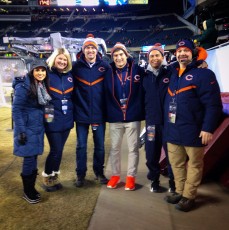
127, 76, 131, 81
134, 75, 140, 82
178, 41, 185, 47
185, 75, 193, 81
98, 67, 106, 72
163, 78, 169, 83
68, 77, 73, 82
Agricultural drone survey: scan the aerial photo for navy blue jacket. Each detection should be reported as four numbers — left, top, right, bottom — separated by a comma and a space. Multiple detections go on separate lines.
164, 61, 222, 147
104, 58, 145, 122
45, 68, 74, 132
72, 54, 111, 124
12, 76, 45, 157
143, 65, 171, 125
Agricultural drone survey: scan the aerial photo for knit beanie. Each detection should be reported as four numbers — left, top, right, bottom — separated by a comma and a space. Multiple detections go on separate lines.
110, 42, 129, 57
30, 60, 47, 74
82, 34, 98, 50
176, 39, 195, 53
147, 43, 164, 57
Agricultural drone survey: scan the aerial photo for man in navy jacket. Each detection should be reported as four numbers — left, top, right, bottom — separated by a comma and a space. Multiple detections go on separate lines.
72, 34, 111, 187
142, 43, 175, 193
104, 42, 145, 191
164, 39, 222, 212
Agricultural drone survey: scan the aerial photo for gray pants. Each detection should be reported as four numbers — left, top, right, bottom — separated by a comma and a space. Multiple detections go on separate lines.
109, 121, 141, 177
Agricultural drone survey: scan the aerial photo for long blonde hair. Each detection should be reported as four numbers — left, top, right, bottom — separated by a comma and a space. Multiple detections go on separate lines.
46, 48, 72, 73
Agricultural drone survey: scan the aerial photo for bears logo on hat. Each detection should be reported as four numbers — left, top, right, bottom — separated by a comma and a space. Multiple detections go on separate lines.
82, 34, 98, 50
176, 39, 195, 53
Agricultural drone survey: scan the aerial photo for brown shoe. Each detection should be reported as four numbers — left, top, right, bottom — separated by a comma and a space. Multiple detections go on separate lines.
175, 197, 195, 212
165, 192, 182, 204
52, 174, 63, 190
42, 172, 62, 192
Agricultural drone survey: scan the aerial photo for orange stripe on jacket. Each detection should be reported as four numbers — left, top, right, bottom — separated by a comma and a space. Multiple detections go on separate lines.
76, 77, 104, 86
50, 87, 73, 95
168, 85, 197, 96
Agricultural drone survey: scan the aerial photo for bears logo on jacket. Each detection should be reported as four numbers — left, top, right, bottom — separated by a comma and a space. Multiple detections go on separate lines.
163, 78, 170, 83
68, 77, 73, 82
185, 75, 193, 81
134, 75, 140, 82
98, 67, 106, 72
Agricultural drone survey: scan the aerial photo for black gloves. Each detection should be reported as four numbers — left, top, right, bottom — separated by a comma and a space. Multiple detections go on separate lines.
18, 133, 27, 145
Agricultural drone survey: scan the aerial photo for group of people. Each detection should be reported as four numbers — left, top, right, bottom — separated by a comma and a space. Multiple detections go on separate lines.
12, 34, 222, 212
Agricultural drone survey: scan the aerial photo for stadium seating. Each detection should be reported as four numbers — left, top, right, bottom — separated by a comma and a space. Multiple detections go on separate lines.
1, 14, 194, 49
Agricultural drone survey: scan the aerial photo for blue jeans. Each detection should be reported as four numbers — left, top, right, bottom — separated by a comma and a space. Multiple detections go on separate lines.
45, 130, 71, 175
145, 124, 174, 182
76, 122, 105, 178
22, 156, 38, 175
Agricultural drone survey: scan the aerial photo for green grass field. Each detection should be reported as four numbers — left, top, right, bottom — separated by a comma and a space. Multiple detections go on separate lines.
0, 107, 110, 230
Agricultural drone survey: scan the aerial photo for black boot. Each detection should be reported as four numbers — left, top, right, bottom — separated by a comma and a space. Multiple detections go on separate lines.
97, 174, 109, 184
150, 180, 162, 193
21, 174, 41, 204
75, 175, 85, 187
94, 172, 109, 185
32, 170, 41, 198
168, 179, 176, 193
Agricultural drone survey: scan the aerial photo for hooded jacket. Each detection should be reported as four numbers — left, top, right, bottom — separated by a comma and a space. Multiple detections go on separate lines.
164, 60, 222, 147
12, 76, 45, 157
72, 53, 111, 123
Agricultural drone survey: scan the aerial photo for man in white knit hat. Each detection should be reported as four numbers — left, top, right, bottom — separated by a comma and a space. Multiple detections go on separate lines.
72, 34, 111, 187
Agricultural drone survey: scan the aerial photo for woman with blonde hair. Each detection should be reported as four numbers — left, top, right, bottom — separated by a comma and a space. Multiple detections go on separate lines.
42, 48, 74, 192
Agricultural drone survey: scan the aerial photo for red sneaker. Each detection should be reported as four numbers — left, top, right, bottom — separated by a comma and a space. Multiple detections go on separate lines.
125, 176, 135, 191
107, 176, 120, 189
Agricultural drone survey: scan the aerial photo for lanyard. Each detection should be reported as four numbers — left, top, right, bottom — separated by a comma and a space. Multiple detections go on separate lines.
116, 69, 128, 86
116, 69, 129, 98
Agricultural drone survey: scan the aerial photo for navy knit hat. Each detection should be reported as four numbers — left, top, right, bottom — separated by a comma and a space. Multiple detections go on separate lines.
176, 39, 195, 53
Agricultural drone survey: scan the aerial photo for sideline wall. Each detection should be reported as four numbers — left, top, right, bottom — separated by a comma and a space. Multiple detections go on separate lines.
206, 44, 229, 93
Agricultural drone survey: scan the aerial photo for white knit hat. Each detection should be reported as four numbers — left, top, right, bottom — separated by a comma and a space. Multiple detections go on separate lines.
82, 34, 98, 50
110, 42, 129, 57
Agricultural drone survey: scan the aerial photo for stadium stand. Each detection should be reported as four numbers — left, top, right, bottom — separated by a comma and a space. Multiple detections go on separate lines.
0, 0, 228, 189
